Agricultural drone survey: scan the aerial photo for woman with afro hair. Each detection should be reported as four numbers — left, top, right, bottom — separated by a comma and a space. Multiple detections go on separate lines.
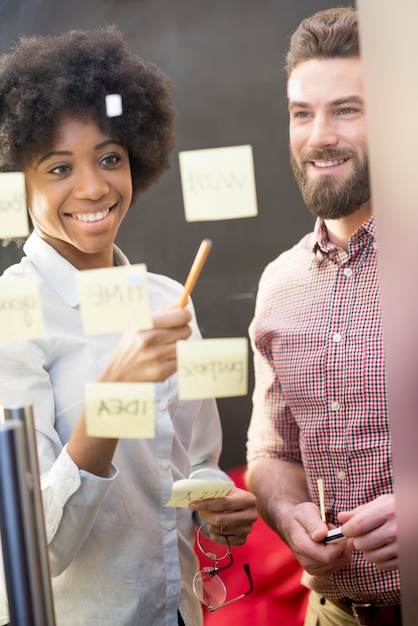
0, 26, 256, 626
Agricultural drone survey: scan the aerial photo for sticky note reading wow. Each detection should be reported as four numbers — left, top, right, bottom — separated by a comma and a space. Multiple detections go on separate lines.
77, 264, 153, 335
179, 145, 258, 222
0, 277, 45, 341
177, 337, 248, 400
85, 382, 155, 438
0, 172, 30, 239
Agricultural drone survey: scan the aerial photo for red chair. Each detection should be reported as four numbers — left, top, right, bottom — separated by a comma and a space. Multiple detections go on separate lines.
195, 466, 309, 626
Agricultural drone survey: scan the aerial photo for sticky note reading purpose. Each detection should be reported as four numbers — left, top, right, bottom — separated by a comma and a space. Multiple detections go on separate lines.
0, 277, 45, 341
77, 264, 153, 335
0, 172, 30, 239
179, 145, 258, 222
85, 382, 155, 438
165, 478, 234, 507
177, 337, 248, 400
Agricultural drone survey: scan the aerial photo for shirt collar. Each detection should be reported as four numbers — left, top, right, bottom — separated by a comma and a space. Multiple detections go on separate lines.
312, 215, 376, 254
23, 231, 130, 307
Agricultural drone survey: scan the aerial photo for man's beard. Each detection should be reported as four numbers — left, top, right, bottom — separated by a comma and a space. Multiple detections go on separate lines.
290, 149, 371, 219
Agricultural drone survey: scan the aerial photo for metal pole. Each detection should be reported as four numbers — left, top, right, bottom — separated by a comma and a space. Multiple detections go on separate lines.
0, 406, 56, 625
0, 422, 38, 625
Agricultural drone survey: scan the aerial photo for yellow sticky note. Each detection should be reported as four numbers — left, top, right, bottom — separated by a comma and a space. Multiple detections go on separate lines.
177, 337, 248, 400
77, 264, 153, 335
85, 382, 155, 438
179, 145, 258, 222
0, 277, 45, 341
165, 478, 234, 507
0, 172, 30, 239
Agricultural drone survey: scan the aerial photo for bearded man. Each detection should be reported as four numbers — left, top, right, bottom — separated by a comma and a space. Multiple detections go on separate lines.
246, 7, 401, 626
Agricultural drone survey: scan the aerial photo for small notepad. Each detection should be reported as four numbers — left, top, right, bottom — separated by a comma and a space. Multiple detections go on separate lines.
165, 478, 233, 507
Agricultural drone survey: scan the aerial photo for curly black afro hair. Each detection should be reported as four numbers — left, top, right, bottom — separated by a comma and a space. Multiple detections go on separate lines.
0, 25, 176, 200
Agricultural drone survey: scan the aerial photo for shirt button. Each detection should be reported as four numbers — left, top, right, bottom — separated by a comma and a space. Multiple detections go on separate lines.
161, 461, 169, 470
165, 521, 174, 531
333, 332, 342, 343
343, 267, 353, 277
337, 470, 346, 481
158, 400, 168, 410
331, 401, 340, 411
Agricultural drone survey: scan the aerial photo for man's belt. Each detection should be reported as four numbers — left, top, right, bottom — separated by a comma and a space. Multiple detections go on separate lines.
327, 597, 402, 626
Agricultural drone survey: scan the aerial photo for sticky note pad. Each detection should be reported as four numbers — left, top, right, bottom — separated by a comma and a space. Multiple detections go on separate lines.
165, 478, 234, 507
77, 264, 153, 335
0, 172, 30, 239
85, 382, 155, 438
178, 145, 258, 222
0, 276, 45, 341
177, 337, 248, 400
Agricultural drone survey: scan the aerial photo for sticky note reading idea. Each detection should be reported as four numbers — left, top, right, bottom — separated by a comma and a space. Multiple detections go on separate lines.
165, 478, 234, 507
0, 277, 45, 341
0, 172, 30, 239
177, 337, 248, 400
178, 145, 258, 222
85, 382, 155, 438
77, 264, 153, 335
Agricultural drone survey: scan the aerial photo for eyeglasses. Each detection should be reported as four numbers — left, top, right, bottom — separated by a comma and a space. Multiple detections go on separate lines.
193, 523, 253, 612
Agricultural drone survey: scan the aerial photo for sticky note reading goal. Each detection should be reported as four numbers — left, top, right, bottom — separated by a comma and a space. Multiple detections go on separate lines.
77, 264, 153, 335
0, 172, 30, 239
0, 277, 45, 341
179, 145, 258, 222
177, 337, 248, 400
85, 382, 155, 438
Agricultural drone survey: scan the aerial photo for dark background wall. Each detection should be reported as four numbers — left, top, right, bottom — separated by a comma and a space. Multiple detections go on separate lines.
0, 0, 351, 470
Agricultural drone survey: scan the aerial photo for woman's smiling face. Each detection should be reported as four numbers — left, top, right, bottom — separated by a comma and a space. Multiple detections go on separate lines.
24, 113, 133, 270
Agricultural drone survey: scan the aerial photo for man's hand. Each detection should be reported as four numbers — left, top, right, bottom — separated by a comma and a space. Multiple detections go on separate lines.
283, 501, 353, 576
338, 494, 399, 570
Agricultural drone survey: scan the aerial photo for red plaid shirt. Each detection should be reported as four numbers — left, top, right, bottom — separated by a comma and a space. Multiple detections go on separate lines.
247, 216, 400, 603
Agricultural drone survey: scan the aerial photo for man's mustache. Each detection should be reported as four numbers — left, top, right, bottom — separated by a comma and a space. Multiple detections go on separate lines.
300, 148, 354, 163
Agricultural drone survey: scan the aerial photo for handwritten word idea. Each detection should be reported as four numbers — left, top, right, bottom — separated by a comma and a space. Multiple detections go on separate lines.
85, 382, 155, 438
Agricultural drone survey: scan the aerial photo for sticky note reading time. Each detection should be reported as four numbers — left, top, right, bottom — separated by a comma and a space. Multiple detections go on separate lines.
177, 337, 248, 399
0, 172, 30, 239
85, 382, 155, 438
77, 264, 153, 334
179, 145, 258, 222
